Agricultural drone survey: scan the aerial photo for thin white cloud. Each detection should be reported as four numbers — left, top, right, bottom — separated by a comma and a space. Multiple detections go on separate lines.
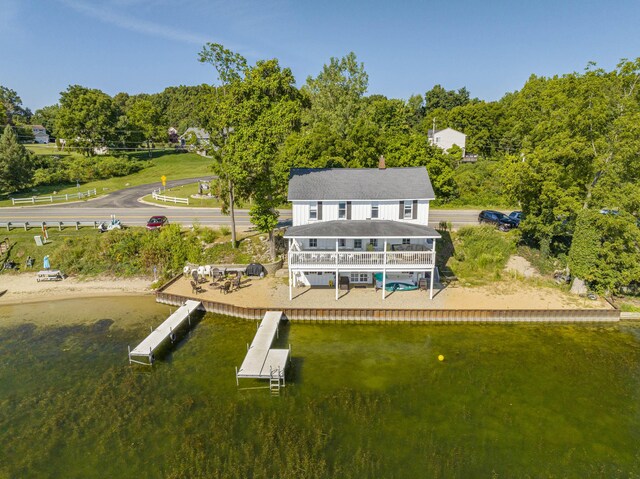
58, 0, 212, 45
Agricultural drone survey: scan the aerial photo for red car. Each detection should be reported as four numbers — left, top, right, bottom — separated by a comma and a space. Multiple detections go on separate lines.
146, 215, 169, 230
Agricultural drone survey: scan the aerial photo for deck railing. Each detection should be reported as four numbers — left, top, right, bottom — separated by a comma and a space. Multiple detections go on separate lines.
288, 250, 435, 268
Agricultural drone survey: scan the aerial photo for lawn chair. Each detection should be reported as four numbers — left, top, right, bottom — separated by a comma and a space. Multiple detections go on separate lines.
232, 275, 241, 291
211, 268, 221, 280
220, 281, 231, 294
190, 280, 203, 294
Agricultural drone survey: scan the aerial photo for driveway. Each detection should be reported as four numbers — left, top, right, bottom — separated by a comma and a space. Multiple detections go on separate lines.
60, 176, 216, 209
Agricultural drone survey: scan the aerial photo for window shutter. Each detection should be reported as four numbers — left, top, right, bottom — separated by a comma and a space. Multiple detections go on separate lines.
412, 200, 418, 219
399, 201, 404, 219
347, 201, 352, 220
317, 201, 323, 220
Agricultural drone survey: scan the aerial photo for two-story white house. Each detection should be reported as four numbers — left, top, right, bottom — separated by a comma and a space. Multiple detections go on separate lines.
30, 125, 49, 144
284, 160, 441, 301
428, 127, 466, 156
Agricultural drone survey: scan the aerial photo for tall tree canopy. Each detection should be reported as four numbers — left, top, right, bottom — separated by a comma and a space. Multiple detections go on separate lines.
55, 85, 119, 155
0, 86, 31, 125
0, 125, 34, 194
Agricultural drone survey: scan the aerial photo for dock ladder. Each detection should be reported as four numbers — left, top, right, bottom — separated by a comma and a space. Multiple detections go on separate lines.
270, 366, 283, 394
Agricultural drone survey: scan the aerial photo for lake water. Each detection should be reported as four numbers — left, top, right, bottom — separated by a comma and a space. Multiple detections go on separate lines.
0, 297, 639, 478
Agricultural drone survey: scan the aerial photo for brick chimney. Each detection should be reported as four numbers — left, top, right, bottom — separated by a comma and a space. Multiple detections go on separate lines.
378, 155, 386, 169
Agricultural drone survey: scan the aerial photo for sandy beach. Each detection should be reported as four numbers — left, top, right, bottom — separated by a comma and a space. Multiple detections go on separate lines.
0, 273, 154, 306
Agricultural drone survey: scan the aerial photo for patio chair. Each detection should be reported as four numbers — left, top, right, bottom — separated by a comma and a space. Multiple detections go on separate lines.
220, 281, 231, 294
190, 280, 203, 294
232, 276, 241, 291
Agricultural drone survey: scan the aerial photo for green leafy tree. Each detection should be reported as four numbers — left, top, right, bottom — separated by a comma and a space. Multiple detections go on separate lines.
425, 85, 473, 112
303, 52, 368, 138
223, 59, 303, 258
0, 124, 34, 194
31, 105, 60, 136
127, 97, 163, 156
199, 43, 250, 248
55, 85, 119, 156
0, 86, 31, 125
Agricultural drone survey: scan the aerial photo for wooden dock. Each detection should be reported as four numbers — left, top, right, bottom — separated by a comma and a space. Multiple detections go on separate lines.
128, 300, 202, 365
236, 311, 290, 392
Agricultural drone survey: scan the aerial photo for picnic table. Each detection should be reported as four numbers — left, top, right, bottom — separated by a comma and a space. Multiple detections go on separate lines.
36, 270, 64, 282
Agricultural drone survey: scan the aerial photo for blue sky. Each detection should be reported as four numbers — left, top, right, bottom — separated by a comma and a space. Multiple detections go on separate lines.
2, 0, 639, 111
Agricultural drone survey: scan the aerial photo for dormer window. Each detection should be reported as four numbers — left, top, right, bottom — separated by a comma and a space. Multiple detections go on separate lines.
371, 202, 379, 219
309, 203, 317, 220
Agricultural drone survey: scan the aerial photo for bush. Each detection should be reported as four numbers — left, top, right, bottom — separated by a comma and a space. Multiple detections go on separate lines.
31, 154, 148, 186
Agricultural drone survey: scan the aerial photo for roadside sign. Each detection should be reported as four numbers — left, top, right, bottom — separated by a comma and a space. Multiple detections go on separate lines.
161, 175, 167, 186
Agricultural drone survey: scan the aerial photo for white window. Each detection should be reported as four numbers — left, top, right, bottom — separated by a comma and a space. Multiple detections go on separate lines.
338, 202, 346, 219
369, 239, 378, 248
309, 203, 317, 220
402, 238, 411, 245
435, 136, 440, 143
354, 239, 362, 249
349, 273, 369, 283
338, 238, 346, 248
404, 201, 413, 219
309, 238, 318, 248
371, 202, 379, 219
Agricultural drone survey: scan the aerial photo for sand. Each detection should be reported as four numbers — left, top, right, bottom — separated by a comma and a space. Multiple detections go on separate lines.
162, 275, 612, 310
0, 273, 154, 306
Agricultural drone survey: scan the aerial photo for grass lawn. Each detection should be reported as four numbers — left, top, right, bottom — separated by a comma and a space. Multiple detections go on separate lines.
1, 148, 214, 207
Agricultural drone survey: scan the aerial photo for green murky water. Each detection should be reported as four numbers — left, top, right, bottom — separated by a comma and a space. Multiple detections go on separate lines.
1, 297, 639, 478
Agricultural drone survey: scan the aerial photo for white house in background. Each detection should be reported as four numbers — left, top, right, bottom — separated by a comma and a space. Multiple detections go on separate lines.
30, 125, 49, 144
428, 127, 466, 156
284, 158, 441, 301
180, 127, 210, 145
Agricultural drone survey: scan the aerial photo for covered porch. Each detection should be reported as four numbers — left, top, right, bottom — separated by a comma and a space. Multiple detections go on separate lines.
285, 220, 441, 301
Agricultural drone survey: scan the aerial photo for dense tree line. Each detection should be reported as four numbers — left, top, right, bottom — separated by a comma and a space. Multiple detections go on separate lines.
2, 53, 639, 292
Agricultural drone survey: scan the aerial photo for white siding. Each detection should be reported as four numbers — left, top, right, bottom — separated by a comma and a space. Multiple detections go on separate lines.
430, 127, 466, 153
292, 199, 431, 226
294, 271, 335, 286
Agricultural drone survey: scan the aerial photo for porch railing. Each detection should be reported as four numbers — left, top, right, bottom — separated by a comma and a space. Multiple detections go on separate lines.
288, 250, 435, 268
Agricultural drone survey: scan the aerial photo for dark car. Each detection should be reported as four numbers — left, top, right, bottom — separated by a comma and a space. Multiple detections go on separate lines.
508, 211, 524, 227
146, 215, 169, 230
478, 210, 517, 231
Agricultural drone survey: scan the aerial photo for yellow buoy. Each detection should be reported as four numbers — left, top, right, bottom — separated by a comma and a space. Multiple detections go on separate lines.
438, 354, 444, 361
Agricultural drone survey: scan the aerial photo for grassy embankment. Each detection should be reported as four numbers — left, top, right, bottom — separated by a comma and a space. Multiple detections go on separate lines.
438, 225, 518, 285
0, 147, 213, 207
0, 224, 270, 281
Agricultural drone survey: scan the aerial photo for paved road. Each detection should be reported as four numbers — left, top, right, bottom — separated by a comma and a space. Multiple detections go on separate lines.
0, 205, 483, 229
61, 176, 216, 209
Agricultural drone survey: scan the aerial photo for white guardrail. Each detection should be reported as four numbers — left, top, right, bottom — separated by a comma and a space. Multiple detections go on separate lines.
11, 189, 97, 205
152, 188, 189, 205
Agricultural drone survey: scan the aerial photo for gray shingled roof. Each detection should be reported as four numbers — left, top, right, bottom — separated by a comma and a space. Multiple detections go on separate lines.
288, 167, 435, 201
284, 220, 441, 238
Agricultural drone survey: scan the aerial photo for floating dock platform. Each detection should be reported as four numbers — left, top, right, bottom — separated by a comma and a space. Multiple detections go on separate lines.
128, 300, 202, 365
236, 311, 290, 392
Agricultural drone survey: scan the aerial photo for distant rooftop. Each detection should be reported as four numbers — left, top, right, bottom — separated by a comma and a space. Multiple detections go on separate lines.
288, 167, 436, 201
